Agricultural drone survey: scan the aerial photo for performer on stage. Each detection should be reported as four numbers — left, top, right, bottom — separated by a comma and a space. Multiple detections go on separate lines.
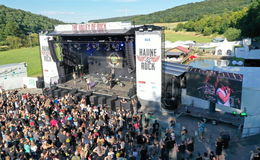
108, 68, 115, 89
72, 71, 77, 87
86, 78, 91, 90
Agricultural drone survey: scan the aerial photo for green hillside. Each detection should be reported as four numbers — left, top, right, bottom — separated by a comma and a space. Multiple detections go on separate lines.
0, 5, 63, 49
177, 0, 260, 39
89, 0, 251, 24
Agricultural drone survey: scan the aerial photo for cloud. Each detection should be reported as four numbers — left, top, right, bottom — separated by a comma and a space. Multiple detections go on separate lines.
40, 11, 76, 15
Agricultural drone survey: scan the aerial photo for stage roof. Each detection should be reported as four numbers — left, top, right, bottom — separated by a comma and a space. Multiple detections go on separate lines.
48, 29, 134, 36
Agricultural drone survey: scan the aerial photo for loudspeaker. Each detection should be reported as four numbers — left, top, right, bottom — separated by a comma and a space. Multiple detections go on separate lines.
36, 80, 44, 88
74, 93, 82, 103
54, 89, 61, 98
51, 86, 58, 90
128, 87, 136, 98
69, 89, 78, 95
115, 99, 121, 110
209, 102, 216, 113
98, 96, 106, 105
47, 90, 54, 98
90, 95, 98, 106
106, 98, 116, 111
124, 101, 133, 112
61, 90, 69, 97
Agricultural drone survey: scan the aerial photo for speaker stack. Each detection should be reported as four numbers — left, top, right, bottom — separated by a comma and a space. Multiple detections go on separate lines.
98, 96, 107, 105
60, 89, 69, 97
82, 92, 92, 105
69, 89, 78, 96
90, 95, 98, 106
106, 96, 118, 111
54, 89, 61, 98
36, 80, 44, 88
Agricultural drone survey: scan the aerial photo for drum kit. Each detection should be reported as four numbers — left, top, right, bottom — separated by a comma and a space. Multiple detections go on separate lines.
101, 74, 125, 87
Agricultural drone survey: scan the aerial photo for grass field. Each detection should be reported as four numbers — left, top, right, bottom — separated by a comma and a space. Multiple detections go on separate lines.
0, 46, 42, 77
153, 22, 184, 29
165, 30, 214, 43
154, 22, 216, 43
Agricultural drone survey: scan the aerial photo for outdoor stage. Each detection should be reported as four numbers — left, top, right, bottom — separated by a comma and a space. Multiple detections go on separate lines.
57, 76, 134, 99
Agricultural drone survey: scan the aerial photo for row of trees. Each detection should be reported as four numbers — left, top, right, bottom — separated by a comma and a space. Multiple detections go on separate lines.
0, 5, 63, 50
0, 33, 39, 50
176, 0, 260, 41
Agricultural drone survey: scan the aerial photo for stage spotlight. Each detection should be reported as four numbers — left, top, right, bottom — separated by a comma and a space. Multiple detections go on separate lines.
231, 111, 237, 116
240, 112, 247, 117
120, 42, 124, 47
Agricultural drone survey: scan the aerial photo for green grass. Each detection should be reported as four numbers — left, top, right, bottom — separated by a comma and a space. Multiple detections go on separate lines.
165, 31, 213, 43
0, 46, 42, 77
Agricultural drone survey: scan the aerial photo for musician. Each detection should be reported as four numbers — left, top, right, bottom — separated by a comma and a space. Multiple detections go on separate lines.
216, 79, 231, 107
108, 68, 115, 89
72, 72, 77, 86
86, 78, 91, 90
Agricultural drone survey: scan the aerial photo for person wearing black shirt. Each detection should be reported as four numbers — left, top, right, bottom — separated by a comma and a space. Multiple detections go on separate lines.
215, 138, 223, 160
195, 152, 203, 160
178, 141, 186, 160
152, 120, 160, 136
161, 144, 169, 160
140, 146, 147, 160
186, 138, 194, 158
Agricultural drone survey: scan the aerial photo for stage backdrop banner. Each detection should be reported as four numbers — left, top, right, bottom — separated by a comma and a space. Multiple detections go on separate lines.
135, 30, 162, 104
39, 35, 59, 87
55, 22, 132, 32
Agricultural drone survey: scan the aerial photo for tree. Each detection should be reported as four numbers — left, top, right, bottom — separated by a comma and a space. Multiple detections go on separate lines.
239, 0, 260, 37
6, 36, 22, 49
224, 28, 241, 41
203, 27, 213, 36
4, 21, 20, 37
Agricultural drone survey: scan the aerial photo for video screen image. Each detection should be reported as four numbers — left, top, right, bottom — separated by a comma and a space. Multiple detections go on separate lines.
186, 67, 243, 109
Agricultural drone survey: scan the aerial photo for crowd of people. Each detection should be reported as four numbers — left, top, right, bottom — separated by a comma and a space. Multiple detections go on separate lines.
0, 88, 229, 160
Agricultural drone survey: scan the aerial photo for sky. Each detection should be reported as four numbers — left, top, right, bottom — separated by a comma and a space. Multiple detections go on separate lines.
0, 0, 203, 23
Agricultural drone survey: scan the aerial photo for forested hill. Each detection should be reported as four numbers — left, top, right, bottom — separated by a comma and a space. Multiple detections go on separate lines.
0, 5, 63, 41
89, 0, 251, 24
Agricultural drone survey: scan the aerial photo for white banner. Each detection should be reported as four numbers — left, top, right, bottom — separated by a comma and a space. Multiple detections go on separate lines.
0, 63, 27, 90
135, 30, 162, 103
55, 22, 132, 32
23, 77, 37, 88
39, 35, 59, 87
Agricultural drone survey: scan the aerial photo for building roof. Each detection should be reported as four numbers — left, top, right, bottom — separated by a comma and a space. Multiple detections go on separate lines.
162, 61, 189, 76
167, 46, 191, 54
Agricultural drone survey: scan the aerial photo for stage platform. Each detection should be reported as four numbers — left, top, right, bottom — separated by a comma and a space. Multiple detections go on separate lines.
57, 77, 134, 99
175, 105, 244, 127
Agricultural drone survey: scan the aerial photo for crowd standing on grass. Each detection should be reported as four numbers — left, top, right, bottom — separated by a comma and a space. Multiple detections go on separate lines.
0, 88, 229, 160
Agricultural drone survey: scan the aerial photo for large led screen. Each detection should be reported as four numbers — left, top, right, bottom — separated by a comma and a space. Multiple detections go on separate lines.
186, 67, 243, 109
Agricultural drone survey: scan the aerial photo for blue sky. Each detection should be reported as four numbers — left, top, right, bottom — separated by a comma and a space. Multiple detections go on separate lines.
0, 0, 203, 23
